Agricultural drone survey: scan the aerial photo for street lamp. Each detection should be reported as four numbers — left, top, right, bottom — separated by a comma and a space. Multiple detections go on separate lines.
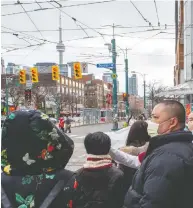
131, 71, 147, 109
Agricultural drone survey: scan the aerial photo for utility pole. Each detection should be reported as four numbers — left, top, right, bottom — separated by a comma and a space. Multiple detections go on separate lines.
111, 24, 118, 130
5, 77, 9, 117
144, 76, 146, 109
56, 11, 65, 119
125, 48, 129, 116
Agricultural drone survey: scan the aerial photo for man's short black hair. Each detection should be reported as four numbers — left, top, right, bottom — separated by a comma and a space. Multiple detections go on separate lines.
160, 100, 185, 127
84, 132, 111, 155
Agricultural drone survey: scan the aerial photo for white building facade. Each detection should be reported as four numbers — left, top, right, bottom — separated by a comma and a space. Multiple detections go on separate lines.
184, 0, 193, 81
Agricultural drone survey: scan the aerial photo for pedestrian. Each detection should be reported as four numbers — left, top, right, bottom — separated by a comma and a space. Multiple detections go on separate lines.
69, 132, 124, 208
110, 121, 150, 194
65, 116, 72, 133
1, 110, 75, 208
187, 112, 193, 132
123, 100, 193, 208
59, 117, 65, 132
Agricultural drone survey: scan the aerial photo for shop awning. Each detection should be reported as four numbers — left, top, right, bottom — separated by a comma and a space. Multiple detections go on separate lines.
156, 80, 193, 97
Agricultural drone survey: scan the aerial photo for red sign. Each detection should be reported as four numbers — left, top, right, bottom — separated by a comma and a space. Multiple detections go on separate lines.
106, 93, 112, 104
186, 104, 191, 122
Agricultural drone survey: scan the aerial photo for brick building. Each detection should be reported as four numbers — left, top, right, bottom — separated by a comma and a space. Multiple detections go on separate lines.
1, 73, 85, 114
84, 79, 112, 109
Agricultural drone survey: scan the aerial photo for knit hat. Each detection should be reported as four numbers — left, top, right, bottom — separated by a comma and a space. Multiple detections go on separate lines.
1, 110, 74, 176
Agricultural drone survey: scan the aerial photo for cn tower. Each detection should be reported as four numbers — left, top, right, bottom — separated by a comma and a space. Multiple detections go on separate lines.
56, 12, 65, 67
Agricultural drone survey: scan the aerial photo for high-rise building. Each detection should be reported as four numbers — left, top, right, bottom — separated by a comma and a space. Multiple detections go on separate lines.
6, 62, 21, 74
102, 72, 113, 83
129, 74, 138, 95
102, 72, 119, 92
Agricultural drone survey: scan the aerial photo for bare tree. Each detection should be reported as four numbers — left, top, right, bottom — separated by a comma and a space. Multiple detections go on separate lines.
2, 78, 25, 109
147, 81, 168, 110
31, 84, 49, 111
8, 86, 25, 109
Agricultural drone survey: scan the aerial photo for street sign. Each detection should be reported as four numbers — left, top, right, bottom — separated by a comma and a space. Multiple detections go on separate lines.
26, 80, 32, 89
111, 73, 117, 79
96, 63, 114, 68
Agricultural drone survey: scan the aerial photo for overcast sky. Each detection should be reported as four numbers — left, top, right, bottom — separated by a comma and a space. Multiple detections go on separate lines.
1, 0, 176, 95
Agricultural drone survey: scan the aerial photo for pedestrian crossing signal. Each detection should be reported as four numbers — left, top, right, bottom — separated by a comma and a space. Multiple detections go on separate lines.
19, 70, 26, 84
52, 65, 60, 80
31, 68, 39, 83
123, 93, 128, 102
25, 89, 32, 102
73, 62, 82, 79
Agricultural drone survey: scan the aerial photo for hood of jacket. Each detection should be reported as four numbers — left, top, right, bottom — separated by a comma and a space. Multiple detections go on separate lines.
120, 142, 149, 156
1, 110, 74, 176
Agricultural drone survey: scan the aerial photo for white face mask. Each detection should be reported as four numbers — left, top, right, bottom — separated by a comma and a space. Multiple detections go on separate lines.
148, 122, 159, 136
151, 118, 171, 135
152, 123, 159, 134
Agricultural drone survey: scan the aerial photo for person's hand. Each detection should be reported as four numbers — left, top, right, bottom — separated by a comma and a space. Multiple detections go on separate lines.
119, 146, 130, 153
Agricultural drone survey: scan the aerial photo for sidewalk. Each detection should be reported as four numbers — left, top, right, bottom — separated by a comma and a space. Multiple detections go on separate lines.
57, 120, 125, 128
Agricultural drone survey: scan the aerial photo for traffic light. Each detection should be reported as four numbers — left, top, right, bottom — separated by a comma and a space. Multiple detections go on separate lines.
30, 68, 39, 83
73, 62, 82, 79
19, 70, 26, 84
123, 93, 128, 102
25, 89, 32, 103
52, 65, 60, 80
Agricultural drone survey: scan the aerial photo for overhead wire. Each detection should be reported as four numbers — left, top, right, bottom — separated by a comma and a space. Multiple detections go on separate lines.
17, 0, 45, 40
19, 43, 45, 61
130, 0, 154, 29
35, 0, 43, 9
0, 25, 176, 33
2, 42, 46, 54
2, 0, 116, 16
130, 31, 162, 50
153, 0, 160, 26
2, 26, 57, 44
48, 1, 107, 42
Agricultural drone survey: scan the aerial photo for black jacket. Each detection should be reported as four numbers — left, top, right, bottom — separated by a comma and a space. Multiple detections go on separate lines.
123, 131, 193, 208
119, 164, 136, 196
2, 169, 75, 208
73, 166, 124, 208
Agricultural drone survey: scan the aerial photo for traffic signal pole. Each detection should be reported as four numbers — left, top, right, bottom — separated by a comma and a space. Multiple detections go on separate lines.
112, 38, 118, 114
111, 25, 118, 130
144, 76, 146, 109
5, 77, 9, 117
125, 48, 129, 116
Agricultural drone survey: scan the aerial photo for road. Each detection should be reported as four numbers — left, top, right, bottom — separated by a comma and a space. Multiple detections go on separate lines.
65, 121, 157, 171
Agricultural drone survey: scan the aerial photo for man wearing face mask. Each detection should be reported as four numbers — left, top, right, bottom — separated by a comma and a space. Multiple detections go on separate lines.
123, 100, 193, 208
188, 112, 193, 132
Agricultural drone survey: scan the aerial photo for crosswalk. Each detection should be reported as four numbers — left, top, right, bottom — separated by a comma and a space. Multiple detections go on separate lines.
67, 134, 86, 139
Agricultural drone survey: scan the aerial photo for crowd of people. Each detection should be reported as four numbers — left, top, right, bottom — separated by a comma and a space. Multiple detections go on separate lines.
1, 100, 193, 208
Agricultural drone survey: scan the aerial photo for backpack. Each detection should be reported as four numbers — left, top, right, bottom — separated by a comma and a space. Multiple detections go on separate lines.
71, 169, 109, 208
1, 172, 75, 208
